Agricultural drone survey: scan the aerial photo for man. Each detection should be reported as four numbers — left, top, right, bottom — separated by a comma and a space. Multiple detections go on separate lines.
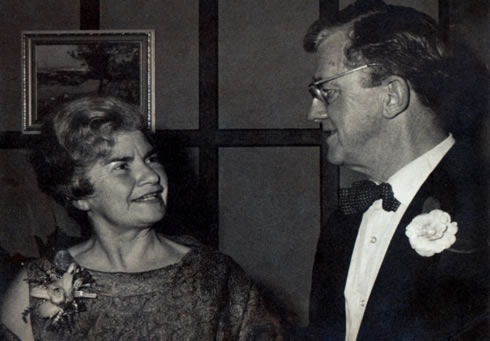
304, 1, 488, 340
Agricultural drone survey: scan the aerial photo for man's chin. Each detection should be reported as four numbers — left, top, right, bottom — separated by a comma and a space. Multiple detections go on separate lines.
326, 150, 344, 166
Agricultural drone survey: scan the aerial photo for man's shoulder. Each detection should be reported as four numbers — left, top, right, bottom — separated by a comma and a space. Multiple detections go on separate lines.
421, 140, 487, 251
432, 139, 484, 187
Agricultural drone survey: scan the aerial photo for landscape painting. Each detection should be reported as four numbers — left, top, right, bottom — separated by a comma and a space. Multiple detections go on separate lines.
22, 30, 154, 133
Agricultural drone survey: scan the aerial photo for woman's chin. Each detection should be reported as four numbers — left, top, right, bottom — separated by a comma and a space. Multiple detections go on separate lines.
134, 208, 166, 227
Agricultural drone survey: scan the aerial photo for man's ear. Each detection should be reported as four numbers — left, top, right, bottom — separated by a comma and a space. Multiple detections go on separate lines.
72, 199, 90, 212
382, 76, 409, 119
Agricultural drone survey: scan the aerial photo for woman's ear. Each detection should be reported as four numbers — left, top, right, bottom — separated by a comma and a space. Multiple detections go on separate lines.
72, 199, 90, 212
382, 76, 409, 119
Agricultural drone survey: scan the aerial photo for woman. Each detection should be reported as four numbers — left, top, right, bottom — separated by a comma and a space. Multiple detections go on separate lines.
0, 97, 281, 340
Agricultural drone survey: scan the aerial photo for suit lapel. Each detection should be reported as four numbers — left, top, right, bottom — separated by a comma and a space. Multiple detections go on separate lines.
358, 143, 470, 336
358, 147, 459, 336
309, 209, 362, 333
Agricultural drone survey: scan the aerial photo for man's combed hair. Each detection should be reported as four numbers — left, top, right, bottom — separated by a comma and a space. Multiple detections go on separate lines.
30, 96, 148, 215
303, 0, 387, 53
304, 0, 449, 113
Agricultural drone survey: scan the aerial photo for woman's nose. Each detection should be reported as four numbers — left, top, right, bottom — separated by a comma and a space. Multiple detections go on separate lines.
138, 163, 161, 184
307, 98, 328, 123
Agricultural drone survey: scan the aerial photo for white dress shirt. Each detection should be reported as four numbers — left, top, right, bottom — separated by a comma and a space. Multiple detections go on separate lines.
344, 135, 455, 341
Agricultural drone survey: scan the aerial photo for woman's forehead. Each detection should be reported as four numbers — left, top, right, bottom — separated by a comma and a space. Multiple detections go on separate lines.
105, 130, 152, 159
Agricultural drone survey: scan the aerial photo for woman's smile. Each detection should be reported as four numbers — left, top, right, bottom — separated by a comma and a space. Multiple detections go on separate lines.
132, 187, 164, 202
81, 130, 168, 231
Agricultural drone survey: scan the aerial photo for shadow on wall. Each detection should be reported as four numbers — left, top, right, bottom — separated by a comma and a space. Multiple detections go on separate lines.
0, 150, 61, 258
447, 0, 489, 168
153, 134, 216, 246
0, 149, 59, 299
446, 6, 489, 240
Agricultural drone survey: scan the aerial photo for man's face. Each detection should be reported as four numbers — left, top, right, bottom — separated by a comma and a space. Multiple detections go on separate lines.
307, 28, 384, 173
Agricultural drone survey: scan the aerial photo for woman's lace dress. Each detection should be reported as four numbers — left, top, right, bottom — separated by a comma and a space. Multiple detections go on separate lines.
3, 237, 281, 340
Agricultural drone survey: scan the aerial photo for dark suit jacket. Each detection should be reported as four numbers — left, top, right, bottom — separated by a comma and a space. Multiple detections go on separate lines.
308, 140, 489, 340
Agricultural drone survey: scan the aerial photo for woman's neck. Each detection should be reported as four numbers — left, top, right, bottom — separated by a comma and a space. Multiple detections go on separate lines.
69, 229, 189, 272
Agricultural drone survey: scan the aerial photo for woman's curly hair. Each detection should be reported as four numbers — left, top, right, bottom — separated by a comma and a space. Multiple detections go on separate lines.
30, 96, 149, 219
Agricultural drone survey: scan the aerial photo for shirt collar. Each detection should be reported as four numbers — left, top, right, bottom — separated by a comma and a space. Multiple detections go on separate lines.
387, 134, 455, 206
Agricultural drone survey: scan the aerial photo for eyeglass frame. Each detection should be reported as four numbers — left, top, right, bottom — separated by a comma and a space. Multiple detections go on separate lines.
308, 63, 378, 104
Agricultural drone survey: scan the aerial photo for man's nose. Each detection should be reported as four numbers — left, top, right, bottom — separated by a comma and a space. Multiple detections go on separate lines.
307, 98, 328, 123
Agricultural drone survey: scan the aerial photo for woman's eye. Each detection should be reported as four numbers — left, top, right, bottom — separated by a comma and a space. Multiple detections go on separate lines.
147, 154, 161, 164
114, 163, 129, 171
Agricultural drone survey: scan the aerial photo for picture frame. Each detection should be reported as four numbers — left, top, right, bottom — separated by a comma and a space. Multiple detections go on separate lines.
21, 30, 155, 134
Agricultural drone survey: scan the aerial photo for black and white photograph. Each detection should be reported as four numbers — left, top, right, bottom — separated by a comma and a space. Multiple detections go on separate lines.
0, 0, 488, 340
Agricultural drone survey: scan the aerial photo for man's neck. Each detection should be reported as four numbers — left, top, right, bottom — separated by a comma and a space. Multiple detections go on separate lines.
369, 125, 448, 182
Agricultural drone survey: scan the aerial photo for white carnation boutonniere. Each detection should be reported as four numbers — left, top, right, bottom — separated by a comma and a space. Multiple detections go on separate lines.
405, 209, 458, 257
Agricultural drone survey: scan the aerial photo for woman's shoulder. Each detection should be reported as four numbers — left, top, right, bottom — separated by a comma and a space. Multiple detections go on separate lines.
167, 235, 248, 279
171, 235, 238, 263
165, 234, 203, 248
167, 236, 284, 339
24, 250, 72, 275
0, 266, 35, 341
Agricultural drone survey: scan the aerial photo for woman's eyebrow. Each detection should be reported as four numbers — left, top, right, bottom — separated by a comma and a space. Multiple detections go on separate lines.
144, 148, 158, 159
104, 155, 133, 165
103, 147, 157, 165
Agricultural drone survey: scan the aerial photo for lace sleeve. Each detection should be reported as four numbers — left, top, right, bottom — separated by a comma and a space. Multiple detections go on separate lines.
238, 284, 283, 340
220, 259, 283, 340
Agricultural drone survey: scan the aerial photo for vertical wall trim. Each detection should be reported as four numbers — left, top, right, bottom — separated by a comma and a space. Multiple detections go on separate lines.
321, 140, 339, 227
438, 0, 450, 41
319, 0, 339, 20
199, 0, 219, 247
318, 0, 340, 231
80, 0, 100, 30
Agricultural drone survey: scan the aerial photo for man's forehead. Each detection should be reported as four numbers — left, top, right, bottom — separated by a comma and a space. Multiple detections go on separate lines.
315, 27, 351, 75
316, 26, 349, 46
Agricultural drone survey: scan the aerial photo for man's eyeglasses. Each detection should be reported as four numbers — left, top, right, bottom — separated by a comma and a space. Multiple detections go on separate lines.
308, 64, 377, 104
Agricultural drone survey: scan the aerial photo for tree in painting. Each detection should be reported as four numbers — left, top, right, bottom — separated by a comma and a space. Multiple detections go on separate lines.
68, 42, 140, 104
36, 41, 141, 124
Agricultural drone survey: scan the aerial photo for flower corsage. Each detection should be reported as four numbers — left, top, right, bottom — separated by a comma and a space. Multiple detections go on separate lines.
24, 262, 97, 332
405, 209, 458, 257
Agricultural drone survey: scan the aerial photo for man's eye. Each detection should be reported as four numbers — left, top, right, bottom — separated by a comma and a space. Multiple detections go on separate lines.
320, 89, 339, 104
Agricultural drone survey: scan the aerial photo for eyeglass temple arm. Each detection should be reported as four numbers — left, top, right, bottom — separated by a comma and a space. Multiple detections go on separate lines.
312, 63, 378, 86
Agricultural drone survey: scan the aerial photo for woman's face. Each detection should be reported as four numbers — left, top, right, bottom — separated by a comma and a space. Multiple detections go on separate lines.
78, 130, 168, 233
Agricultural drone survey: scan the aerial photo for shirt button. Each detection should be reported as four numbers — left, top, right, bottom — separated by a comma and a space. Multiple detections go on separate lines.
360, 299, 366, 308
370, 236, 377, 244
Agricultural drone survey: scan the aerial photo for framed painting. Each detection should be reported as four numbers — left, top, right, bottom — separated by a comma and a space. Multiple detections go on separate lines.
21, 30, 155, 134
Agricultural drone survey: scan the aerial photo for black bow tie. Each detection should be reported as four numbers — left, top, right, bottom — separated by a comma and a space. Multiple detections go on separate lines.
338, 180, 401, 215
